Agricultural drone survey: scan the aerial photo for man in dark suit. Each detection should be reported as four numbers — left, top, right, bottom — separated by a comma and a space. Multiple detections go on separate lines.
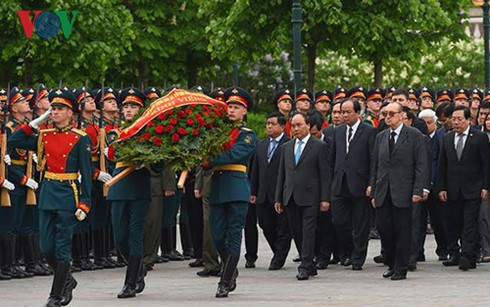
371, 102, 429, 280
275, 113, 331, 280
250, 112, 291, 270
330, 98, 376, 270
437, 105, 490, 271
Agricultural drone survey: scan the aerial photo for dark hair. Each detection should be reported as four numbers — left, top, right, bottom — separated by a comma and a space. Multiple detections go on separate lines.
392, 89, 409, 99
485, 112, 490, 132
479, 101, 490, 110
292, 112, 310, 126
380, 101, 390, 111
402, 106, 415, 121
452, 105, 471, 119
267, 111, 286, 126
435, 102, 454, 118
340, 98, 361, 113
306, 110, 324, 130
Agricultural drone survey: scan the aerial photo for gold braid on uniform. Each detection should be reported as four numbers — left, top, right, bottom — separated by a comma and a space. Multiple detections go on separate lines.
36, 130, 48, 172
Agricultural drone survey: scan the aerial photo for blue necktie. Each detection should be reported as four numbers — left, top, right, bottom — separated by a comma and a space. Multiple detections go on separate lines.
295, 140, 303, 165
267, 139, 278, 163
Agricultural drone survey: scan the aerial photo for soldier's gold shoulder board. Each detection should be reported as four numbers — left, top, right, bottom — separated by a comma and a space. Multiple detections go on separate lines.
5, 122, 14, 132
71, 128, 87, 137
240, 127, 252, 132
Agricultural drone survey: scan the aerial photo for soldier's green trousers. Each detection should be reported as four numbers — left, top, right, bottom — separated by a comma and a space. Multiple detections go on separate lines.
39, 209, 78, 263
209, 201, 248, 257
112, 200, 150, 258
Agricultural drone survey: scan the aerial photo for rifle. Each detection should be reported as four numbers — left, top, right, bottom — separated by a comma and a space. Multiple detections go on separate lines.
0, 83, 11, 207
25, 83, 42, 206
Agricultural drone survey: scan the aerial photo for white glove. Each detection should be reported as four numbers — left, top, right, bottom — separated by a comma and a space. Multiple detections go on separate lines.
25, 178, 39, 190
32, 153, 38, 164
97, 171, 112, 183
78, 174, 82, 183
75, 209, 87, 221
4, 154, 11, 166
2, 179, 15, 191
29, 108, 52, 129
103, 147, 109, 158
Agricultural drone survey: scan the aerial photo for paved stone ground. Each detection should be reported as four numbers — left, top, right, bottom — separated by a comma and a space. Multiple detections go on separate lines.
2, 233, 490, 307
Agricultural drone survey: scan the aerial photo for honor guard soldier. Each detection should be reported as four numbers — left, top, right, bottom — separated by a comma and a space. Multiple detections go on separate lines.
74, 87, 114, 270
206, 86, 256, 298
348, 86, 367, 116
273, 89, 293, 136
333, 86, 347, 104
315, 90, 332, 128
436, 89, 453, 106
9, 88, 92, 307
106, 87, 151, 299
470, 88, 483, 124
295, 88, 312, 115
419, 87, 435, 111
364, 88, 385, 128
454, 88, 470, 108
407, 88, 420, 114
384, 87, 397, 103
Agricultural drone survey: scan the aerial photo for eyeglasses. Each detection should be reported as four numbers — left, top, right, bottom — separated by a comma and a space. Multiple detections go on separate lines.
381, 111, 401, 117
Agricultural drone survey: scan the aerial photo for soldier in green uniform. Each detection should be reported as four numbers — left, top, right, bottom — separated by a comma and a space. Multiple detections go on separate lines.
8, 88, 93, 307
363, 87, 385, 128
0, 88, 19, 281
106, 87, 151, 299
206, 87, 256, 298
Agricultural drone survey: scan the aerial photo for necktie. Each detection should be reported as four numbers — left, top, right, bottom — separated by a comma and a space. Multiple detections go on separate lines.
295, 140, 303, 165
389, 131, 396, 155
267, 139, 278, 163
347, 127, 353, 153
456, 133, 464, 161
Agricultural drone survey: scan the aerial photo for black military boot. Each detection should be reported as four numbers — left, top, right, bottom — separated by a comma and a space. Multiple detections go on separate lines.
43, 262, 70, 307
163, 227, 184, 261
23, 235, 49, 276
12, 235, 33, 277
117, 256, 141, 299
0, 237, 11, 280
215, 255, 239, 298
135, 262, 147, 294
179, 223, 195, 259
92, 229, 106, 268
31, 235, 53, 275
60, 270, 78, 306
102, 228, 117, 268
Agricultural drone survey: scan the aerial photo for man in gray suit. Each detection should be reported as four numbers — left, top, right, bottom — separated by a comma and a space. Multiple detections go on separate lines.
370, 102, 429, 280
275, 113, 331, 280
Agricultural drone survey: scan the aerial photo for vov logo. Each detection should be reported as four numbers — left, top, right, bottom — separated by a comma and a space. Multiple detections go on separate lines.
17, 10, 78, 39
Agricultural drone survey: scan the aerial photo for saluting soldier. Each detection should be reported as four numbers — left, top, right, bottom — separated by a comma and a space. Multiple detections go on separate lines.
9, 88, 92, 306
206, 87, 256, 298
106, 87, 151, 299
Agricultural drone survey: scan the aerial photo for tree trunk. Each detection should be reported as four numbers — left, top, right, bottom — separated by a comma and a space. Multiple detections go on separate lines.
187, 52, 198, 88
374, 60, 383, 87
24, 57, 34, 87
139, 60, 148, 88
306, 44, 317, 90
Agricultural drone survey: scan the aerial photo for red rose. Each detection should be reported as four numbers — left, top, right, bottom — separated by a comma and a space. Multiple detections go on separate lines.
177, 110, 185, 118
147, 121, 154, 128
170, 118, 177, 125
143, 133, 151, 141
190, 104, 196, 108
171, 133, 180, 143
198, 119, 206, 127
192, 129, 199, 136
165, 125, 174, 133
167, 110, 173, 115
159, 114, 167, 120
155, 124, 165, 134
195, 114, 202, 121
207, 123, 213, 129
185, 108, 193, 115
203, 112, 209, 117
187, 118, 194, 125
202, 106, 210, 112
177, 127, 187, 136
214, 109, 222, 117
153, 137, 162, 146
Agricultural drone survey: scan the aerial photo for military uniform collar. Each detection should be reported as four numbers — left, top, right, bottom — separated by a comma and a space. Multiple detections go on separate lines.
55, 124, 72, 133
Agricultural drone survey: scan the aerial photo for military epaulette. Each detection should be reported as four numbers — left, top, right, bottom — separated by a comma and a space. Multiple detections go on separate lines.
5, 122, 14, 131
71, 128, 87, 137
240, 127, 252, 132
39, 128, 56, 133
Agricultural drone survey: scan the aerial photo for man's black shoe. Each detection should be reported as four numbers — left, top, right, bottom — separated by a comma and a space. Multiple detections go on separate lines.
341, 258, 352, 266
189, 258, 204, 268
197, 269, 221, 277
390, 273, 406, 281
373, 255, 384, 264
315, 261, 328, 270
383, 269, 395, 278
352, 265, 362, 271
245, 261, 255, 269
407, 263, 417, 271
296, 271, 309, 280
293, 254, 301, 262
443, 256, 459, 267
